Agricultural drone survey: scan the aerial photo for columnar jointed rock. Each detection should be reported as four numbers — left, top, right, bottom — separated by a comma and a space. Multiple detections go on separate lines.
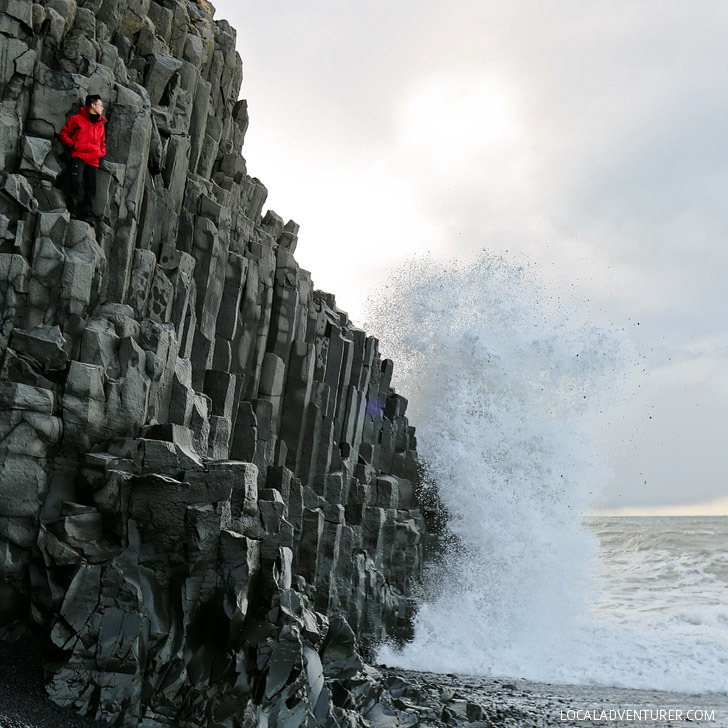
0, 1, 427, 725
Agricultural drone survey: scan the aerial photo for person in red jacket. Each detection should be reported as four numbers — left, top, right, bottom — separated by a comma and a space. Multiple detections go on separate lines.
60, 94, 107, 222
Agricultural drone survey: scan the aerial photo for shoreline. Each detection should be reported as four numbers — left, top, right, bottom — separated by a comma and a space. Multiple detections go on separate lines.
375, 665, 728, 727
2, 639, 726, 728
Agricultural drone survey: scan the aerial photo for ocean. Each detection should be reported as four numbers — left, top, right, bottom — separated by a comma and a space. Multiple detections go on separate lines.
585, 515, 728, 694
380, 516, 728, 696
379, 516, 728, 728
365, 253, 728, 712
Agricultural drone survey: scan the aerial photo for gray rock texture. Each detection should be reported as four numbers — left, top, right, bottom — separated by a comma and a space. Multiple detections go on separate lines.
0, 1, 432, 726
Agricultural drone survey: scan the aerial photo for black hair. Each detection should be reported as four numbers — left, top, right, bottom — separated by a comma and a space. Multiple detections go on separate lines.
85, 94, 102, 107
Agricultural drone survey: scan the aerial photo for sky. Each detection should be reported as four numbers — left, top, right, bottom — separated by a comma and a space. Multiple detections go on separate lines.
212, 0, 728, 513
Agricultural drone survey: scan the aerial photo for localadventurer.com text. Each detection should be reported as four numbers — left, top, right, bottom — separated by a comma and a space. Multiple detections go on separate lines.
559, 708, 715, 722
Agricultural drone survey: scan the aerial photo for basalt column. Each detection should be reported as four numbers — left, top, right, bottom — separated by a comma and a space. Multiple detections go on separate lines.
0, 1, 428, 725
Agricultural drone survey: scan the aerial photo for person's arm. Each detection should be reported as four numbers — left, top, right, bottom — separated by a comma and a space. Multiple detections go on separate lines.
60, 116, 78, 148
100, 125, 106, 158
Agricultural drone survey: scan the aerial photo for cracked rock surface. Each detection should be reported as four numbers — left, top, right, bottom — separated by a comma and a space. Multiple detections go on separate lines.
0, 1, 439, 725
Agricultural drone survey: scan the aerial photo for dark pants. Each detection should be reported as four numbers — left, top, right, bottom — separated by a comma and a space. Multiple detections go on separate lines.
67, 157, 97, 218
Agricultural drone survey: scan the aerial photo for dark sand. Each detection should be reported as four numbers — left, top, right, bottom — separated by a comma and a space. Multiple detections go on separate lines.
1, 640, 726, 727
0, 642, 104, 728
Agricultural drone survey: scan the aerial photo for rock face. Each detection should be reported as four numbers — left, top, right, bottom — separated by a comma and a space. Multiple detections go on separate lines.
0, 1, 429, 725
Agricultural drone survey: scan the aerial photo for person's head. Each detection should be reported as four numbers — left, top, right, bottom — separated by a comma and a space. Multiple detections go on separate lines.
85, 94, 103, 115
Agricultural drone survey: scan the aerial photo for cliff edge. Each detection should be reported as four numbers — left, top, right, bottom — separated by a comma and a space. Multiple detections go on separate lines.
0, 1, 432, 725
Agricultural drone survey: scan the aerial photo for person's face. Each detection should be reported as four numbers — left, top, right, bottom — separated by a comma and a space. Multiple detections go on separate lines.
90, 99, 104, 114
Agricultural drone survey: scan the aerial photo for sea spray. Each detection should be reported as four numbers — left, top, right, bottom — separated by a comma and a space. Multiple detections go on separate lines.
367, 253, 728, 694
365, 251, 624, 675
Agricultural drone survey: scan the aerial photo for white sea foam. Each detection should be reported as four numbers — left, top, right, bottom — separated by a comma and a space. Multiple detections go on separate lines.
365, 252, 728, 695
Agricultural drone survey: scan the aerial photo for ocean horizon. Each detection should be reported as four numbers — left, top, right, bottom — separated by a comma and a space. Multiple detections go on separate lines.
381, 514, 728, 699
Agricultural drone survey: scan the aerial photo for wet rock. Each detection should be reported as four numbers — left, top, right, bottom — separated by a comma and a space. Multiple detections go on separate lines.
322, 615, 365, 681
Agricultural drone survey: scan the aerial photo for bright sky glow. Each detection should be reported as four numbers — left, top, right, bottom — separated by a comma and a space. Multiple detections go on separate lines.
214, 0, 728, 514
396, 74, 521, 172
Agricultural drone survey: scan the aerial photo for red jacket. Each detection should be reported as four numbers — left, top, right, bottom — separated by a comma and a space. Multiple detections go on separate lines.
60, 106, 107, 167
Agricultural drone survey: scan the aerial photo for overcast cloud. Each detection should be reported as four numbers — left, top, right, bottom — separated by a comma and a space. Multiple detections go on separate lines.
213, 0, 728, 512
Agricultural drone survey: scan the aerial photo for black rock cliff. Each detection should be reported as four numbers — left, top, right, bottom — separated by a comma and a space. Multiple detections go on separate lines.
0, 1, 431, 725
